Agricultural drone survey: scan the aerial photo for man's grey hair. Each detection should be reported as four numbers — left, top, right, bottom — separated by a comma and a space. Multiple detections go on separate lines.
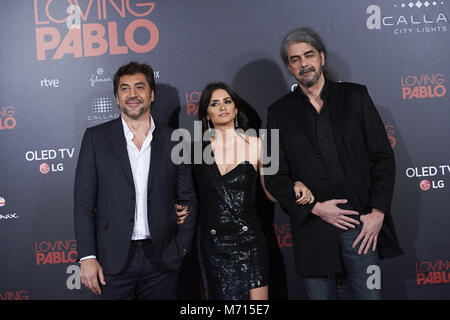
280, 27, 335, 79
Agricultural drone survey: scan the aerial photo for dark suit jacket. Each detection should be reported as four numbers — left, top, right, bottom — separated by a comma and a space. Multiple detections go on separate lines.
74, 117, 197, 275
264, 79, 403, 277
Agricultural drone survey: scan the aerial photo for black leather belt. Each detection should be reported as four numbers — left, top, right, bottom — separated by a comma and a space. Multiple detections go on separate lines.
131, 238, 152, 246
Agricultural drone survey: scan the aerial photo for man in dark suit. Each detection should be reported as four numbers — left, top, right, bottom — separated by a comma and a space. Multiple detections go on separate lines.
74, 61, 197, 299
264, 28, 403, 299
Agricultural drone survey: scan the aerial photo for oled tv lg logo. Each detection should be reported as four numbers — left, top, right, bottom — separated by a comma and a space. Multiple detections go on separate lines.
25, 148, 75, 174
405, 165, 449, 190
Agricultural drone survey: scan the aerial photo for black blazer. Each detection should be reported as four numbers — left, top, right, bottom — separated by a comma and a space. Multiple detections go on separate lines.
74, 117, 197, 275
264, 80, 403, 277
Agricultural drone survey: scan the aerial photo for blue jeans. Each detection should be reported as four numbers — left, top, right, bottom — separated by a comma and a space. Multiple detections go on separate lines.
303, 223, 381, 300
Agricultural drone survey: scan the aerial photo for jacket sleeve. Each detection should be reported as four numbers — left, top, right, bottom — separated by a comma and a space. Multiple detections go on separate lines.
174, 158, 198, 253
73, 128, 98, 260
160, 142, 198, 269
360, 86, 396, 214
263, 106, 317, 223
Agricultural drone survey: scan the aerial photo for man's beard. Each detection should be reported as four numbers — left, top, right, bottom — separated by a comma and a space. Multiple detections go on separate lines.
298, 64, 323, 88
122, 99, 150, 119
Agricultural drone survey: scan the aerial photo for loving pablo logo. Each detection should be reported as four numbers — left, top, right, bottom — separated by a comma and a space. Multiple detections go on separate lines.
401, 73, 446, 99
185, 90, 201, 116
33, 0, 159, 61
0, 106, 17, 131
416, 259, 450, 285
35, 239, 77, 265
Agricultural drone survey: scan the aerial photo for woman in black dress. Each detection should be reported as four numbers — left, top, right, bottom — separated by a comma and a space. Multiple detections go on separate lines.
177, 82, 314, 300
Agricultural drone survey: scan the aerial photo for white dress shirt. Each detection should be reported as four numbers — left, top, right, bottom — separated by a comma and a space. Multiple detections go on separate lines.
80, 116, 155, 262
123, 116, 155, 240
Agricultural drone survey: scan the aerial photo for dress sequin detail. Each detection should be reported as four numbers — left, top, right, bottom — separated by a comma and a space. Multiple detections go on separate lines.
193, 159, 269, 300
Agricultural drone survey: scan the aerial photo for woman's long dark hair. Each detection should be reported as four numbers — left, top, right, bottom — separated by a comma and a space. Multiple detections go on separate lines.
198, 82, 249, 133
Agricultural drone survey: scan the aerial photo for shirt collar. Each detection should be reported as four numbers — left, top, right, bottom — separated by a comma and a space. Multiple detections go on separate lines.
296, 77, 329, 101
121, 115, 155, 141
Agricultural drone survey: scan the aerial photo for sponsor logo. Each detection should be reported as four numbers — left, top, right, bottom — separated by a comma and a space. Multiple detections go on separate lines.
0, 290, 30, 300
274, 224, 292, 248
366, 1, 448, 35
40, 78, 60, 88
416, 259, 450, 285
401, 73, 446, 99
87, 96, 120, 125
89, 67, 112, 87
0, 105, 17, 131
35, 239, 77, 265
185, 90, 201, 116
385, 124, 397, 148
420, 179, 432, 190
25, 147, 76, 174
405, 164, 449, 190
0, 197, 20, 221
34, 0, 160, 61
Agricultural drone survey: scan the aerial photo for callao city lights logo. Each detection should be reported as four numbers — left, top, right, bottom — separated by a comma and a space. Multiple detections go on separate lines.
405, 164, 449, 190
34, 0, 159, 61
366, 1, 448, 36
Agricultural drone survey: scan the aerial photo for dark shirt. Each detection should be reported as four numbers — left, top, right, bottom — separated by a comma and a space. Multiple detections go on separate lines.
297, 82, 359, 214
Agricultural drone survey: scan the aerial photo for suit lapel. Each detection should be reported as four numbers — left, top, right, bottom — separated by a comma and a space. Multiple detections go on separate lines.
327, 81, 345, 149
147, 124, 163, 196
108, 118, 135, 191
287, 88, 320, 152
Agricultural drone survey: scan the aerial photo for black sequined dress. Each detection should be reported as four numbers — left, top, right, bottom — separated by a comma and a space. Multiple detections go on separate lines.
193, 157, 269, 300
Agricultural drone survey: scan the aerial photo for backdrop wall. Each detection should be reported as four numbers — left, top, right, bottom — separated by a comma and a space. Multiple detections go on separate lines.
0, 0, 449, 300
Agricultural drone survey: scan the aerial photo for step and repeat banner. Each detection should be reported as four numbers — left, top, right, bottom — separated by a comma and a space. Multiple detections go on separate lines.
0, 0, 449, 300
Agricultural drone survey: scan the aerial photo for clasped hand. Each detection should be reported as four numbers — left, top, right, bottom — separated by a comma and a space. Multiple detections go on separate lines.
312, 200, 384, 254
